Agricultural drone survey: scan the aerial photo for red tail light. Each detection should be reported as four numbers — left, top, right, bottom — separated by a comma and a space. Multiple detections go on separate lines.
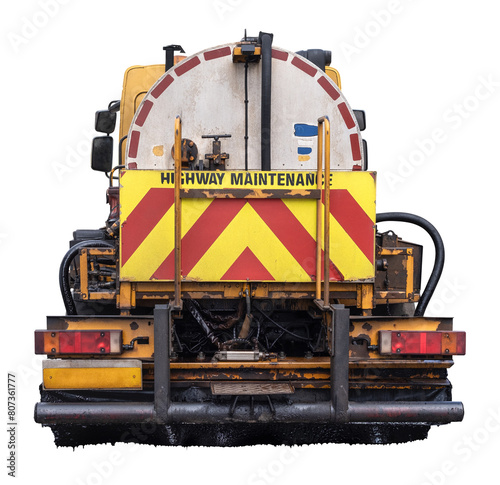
35, 330, 122, 355
379, 330, 466, 356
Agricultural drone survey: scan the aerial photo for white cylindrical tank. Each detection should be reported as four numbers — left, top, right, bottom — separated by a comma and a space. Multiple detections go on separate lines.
126, 43, 363, 171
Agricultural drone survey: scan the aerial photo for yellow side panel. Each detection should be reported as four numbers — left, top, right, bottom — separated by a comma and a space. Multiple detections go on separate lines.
119, 57, 187, 144
43, 361, 142, 390
119, 170, 376, 283
119, 65, 165, 142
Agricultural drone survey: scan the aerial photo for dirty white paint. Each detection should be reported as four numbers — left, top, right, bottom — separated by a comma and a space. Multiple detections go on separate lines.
126, 42, 363, 171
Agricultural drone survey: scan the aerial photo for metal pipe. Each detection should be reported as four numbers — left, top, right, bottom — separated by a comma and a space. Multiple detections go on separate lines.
108, 164, 125, 188
174, 116, 182, 309
34, 400, 464, 425
118, 135, 127, 167
259, 32, 273, 171
347, 401, 464, 423
315, 123, 323, 300
35, 402, 156, 424
318, 116, 331, 304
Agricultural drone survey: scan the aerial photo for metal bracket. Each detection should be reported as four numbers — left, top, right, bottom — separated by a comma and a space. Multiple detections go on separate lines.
203, 134, 231, 170
163, 44, 185, 72
154, 304, 171, 423
329, 304, 349, 423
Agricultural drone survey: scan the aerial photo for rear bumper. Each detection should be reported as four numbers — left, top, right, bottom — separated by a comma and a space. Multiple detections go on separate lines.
34, 400, 464, 425
35, 305, 465, 429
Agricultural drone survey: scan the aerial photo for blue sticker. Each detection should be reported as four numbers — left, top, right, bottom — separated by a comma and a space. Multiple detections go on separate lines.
297, 147, 312, 155
294, 124, 318, 137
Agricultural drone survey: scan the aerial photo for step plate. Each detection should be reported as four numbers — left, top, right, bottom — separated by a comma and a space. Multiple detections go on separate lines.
211, 382, 295, 395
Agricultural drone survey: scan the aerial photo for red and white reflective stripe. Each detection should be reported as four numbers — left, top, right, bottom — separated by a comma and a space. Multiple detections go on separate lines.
379, 330, 466, 356
34, 330, 122, 355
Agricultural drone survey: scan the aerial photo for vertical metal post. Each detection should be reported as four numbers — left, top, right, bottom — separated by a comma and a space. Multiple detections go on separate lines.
315, 121, 323, 301
174, 116, 182, 310
154, 304, 171, 423
318, 116, 331, 305
330, 304, 349, 422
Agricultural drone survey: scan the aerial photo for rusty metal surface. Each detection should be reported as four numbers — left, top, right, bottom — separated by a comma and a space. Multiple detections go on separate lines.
169, 138, 198, 167
210, 382, 294, 395
180, 188, 321, 199
375, 233, 423, 304
45, 314, 456, 368
35, 400, 464, 426
203, 134, 231, 170
131, 281, 362, 303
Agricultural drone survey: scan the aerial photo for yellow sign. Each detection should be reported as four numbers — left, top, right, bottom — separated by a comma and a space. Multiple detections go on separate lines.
120, 170, 376, 283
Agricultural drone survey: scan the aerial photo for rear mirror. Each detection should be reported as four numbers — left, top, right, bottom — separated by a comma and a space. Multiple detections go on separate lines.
95, 110, 117, 134
91, 136, 113, 172
354, 110, 366, 131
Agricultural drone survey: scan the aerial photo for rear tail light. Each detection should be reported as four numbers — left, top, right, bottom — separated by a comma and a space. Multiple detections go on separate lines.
35, 330, 122, 355
379, 330, 465, 356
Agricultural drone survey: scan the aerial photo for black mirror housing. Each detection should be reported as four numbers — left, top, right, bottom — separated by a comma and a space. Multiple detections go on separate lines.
95, 110, 117, 134
91, 136, 113, 172
354, 110, 366, 131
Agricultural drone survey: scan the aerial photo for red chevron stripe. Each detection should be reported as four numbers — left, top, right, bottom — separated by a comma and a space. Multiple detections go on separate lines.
150, 198, 350, 281
320, 249, 344, 281
121, 188, 174, 266
221, 247, 275, 281
324, 189, 374, 264
151, 198, 247, 280
248, 199, 343, 281
249, 199, 315, 278
151, 251, 174, 280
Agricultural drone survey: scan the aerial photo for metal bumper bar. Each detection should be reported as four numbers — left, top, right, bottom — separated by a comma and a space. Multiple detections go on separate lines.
34, 400, 464, 425
34, 305, 465, 426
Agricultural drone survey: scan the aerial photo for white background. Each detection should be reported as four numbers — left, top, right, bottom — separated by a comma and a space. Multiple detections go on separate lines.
2, 1, 499, 484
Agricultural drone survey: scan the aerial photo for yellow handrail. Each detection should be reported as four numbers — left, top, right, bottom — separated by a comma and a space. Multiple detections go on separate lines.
174, 116, 182, 309
317, 116, 331, 305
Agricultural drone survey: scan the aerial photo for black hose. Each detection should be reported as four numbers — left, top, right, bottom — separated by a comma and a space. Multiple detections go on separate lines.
184, 300, 220, 347
376, 212, 445, 317
259, 32, 273, 171
59, 240, 114, 315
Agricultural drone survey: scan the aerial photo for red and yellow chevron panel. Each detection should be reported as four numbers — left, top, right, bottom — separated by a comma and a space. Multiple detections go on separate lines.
119, 170, 376, 282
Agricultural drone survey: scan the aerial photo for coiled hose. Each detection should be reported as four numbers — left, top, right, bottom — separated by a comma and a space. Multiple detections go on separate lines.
376, 212, 445, 317
59, 240, 115, 315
